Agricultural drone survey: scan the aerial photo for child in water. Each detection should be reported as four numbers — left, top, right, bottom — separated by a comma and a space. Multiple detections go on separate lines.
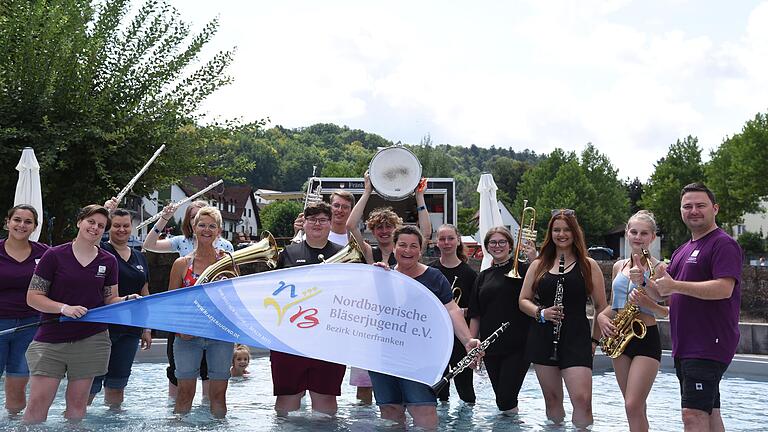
230, 344, 251, 377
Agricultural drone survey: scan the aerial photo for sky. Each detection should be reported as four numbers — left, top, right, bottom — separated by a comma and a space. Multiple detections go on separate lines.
167, 0, 768, 181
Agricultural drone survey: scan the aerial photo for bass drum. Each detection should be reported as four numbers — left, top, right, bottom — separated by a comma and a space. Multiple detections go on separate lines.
368, 146, 423, 201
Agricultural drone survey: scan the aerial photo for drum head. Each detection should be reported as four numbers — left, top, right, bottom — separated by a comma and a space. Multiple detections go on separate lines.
369, 147, 422, 201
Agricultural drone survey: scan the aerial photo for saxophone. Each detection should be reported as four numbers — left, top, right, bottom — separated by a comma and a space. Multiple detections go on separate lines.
549, 254, 565, 361
599, 249, 654, 359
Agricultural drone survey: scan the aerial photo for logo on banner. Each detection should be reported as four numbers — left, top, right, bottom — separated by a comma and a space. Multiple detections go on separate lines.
263, 280, 321, 329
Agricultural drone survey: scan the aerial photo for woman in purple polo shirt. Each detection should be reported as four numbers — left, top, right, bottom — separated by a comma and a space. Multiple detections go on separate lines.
22, 205, 140, 425
0, 205, 48, 414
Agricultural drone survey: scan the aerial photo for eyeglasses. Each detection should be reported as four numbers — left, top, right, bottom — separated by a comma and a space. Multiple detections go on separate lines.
551, 208, 576, 217
331, 203, 351, 210
196, 223, 219, 230
305, 217, 331, 225
487, 239, 509, 247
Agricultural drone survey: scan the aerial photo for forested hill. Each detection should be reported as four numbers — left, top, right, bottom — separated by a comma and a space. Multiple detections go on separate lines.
237, 122, 542, 208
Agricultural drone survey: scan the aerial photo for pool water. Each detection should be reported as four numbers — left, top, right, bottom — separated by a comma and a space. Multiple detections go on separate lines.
1, 354, 765, 431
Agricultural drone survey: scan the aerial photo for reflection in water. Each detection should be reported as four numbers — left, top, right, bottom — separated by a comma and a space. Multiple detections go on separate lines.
0, 355, 765, 431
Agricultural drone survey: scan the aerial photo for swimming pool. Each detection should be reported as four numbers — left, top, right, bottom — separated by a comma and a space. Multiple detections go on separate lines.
1, 353, 765, 431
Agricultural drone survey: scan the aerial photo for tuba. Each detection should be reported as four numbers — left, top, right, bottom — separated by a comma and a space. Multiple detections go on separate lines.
599, 249, 654, 358
291, 166, 323, 243
319, 235, 365, 264
506, 200, 537, 278
194, 232, 279, 285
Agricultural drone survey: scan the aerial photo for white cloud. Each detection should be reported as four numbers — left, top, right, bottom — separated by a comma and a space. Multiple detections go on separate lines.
174, 0, 768, 181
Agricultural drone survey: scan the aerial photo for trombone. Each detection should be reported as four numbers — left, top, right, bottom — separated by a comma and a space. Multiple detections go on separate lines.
506, 200, 537, 278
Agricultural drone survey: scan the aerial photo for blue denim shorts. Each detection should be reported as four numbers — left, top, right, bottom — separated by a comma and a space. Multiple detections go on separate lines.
174, 337, 233, 381
368, 370, 437, 406
90, 331, 140, 394
0, 316, 38, 377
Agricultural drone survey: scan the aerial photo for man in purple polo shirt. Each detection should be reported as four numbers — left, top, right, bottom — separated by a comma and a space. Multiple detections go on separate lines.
649, 182, 742, 432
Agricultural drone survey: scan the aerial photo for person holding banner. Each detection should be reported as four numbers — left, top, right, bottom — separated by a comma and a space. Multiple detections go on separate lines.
346, 171, 431, 266
0, 205, 48, 415
271, 202, 344, 415
370, 225, 481, 429
167, 206, 233, 418
430, 224, 477, 404
518, 209, 607, 429
23, 205, 138, 424
143, 200, 234, 256
144, 200, 233, 399
87, 202, 152, 409
469, 226, 536, 415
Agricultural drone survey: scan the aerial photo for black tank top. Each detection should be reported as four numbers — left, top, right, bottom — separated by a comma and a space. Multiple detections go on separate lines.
371, 246, 397, 266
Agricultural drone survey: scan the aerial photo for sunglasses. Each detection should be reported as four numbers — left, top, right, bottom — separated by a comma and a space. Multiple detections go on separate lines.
551, 208, 576, 217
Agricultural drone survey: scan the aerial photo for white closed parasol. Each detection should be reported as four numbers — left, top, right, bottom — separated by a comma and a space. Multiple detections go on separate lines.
476, 173, 504, 271
14, 147, 43, 242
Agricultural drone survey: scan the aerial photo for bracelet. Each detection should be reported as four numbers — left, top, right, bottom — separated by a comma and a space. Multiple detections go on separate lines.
161, 216, 171, 221
417, 205, 426, 212
60, 304, 68, 314
534, 305, 542, 321
538, 308, 547, 324
153, 227, 161, 234
591, 337, 600, 345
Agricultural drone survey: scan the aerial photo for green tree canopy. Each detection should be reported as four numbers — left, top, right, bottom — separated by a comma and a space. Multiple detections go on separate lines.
512, 146, 627, 245
643, 136, 704, 255
706, 112, 768, 227
259, 200, 303, 238
0, 0, 238, 242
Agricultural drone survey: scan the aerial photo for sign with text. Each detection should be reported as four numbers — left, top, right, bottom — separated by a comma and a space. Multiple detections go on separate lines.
69, 263, 453, 385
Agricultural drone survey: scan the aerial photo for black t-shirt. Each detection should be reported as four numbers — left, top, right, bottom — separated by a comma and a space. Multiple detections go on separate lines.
468, 260, 530, 355
429, 261, 477, 310
100, 242, 149, 336
276, 240, 343, 269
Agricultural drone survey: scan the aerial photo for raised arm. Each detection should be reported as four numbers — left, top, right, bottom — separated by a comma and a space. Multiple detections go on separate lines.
346, 171, 374, 263
142, 203, 178, 253
415, 180, 432, 248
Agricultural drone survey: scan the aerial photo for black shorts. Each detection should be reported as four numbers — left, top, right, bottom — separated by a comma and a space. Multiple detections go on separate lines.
622, 325, 661, 361
674, 358, 728, 414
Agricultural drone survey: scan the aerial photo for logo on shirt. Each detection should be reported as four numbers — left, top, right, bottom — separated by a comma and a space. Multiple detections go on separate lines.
96, 265, 107, 278
695, 382, 703, 391
136, 265, 144, 272
35, 258, 41, 265
296, 259, 306, 263
686, 249, 700, 264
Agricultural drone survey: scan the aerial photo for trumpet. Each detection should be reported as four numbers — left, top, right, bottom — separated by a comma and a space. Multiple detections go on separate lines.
506, 199, 537, 278
291, 166, 323, 244
136, 180, 223, 231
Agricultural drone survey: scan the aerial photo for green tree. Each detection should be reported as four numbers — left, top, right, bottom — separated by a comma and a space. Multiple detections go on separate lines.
457, 207, 478, 238
737, 231, 764, 258
490, 156, 530, 205
643, 136, 704, 255
260, 200, 303, 238
0, 0, 237, 242
626, 177, 644, 214
513, 147, 625, 245
706, 112, 768, 227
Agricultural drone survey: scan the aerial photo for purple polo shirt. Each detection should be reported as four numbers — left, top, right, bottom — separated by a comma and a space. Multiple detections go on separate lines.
33, 243, 118, 343
0, 240, 49, 318
667, 228, 742, 364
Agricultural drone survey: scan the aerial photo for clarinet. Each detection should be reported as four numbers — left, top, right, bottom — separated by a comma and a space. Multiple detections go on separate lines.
549, 254, 565, 361
431, 322, 510, 393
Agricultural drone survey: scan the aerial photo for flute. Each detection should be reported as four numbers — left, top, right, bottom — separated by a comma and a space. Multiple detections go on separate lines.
115, 144, 166, 204
431, 321, 509, 393
136, 179, 223, 231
